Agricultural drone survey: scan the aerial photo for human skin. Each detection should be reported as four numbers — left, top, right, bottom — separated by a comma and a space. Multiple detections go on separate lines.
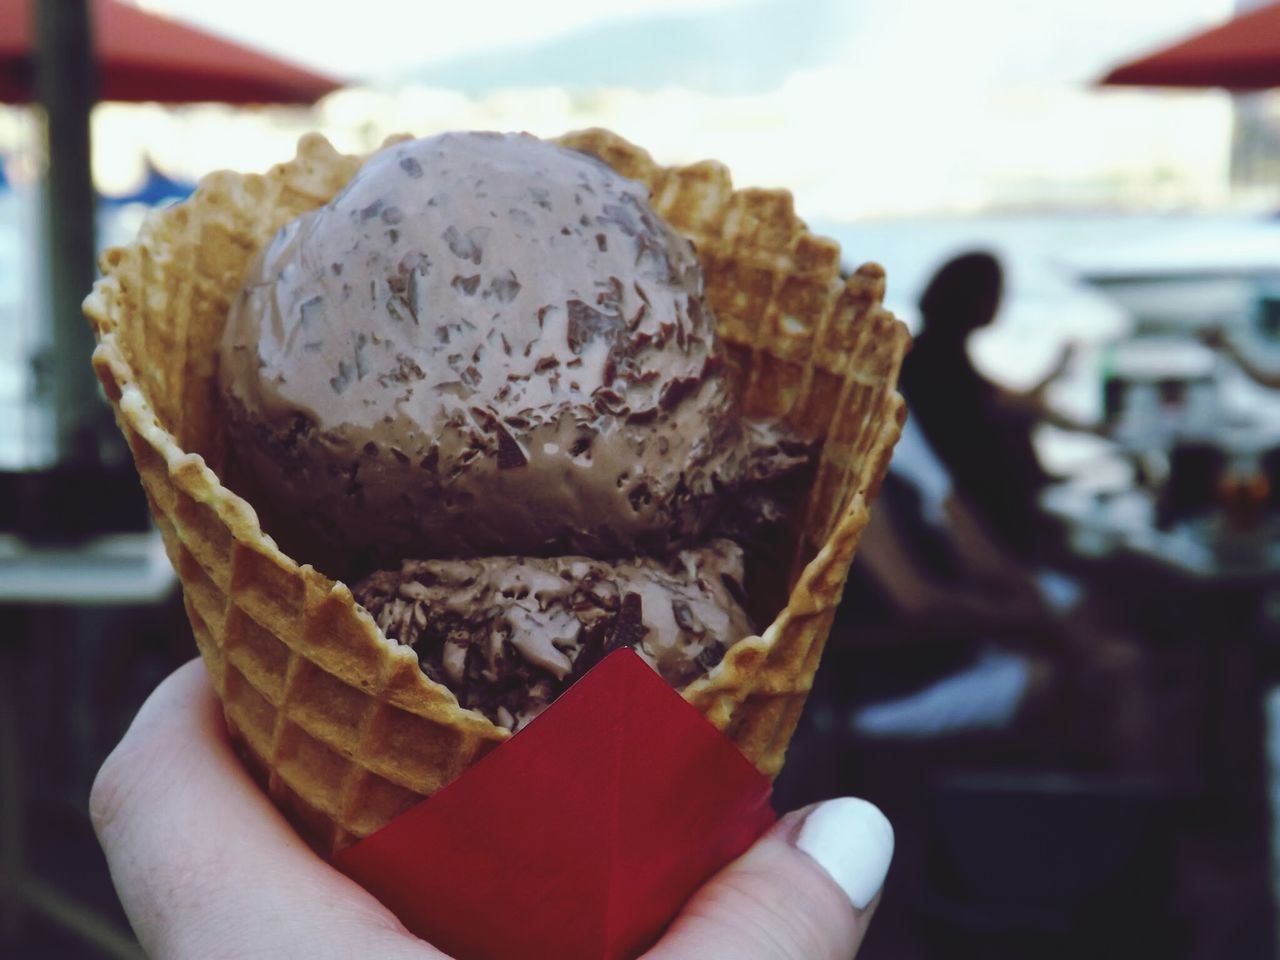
91, 660, 891, 960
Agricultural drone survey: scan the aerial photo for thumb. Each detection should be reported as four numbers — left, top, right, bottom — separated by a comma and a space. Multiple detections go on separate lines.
645, 798, 894, 960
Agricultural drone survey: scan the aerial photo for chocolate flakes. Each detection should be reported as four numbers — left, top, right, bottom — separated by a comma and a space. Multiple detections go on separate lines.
566, 299, 624, 355
329, 360, 353, 395
452, 274, 481, 296
484, 270, 521, 303
659, 376, 700, 411
220, 130, 812, 599
495, 426, 528, 469
353, 542, 753, 729
443, 224, 489, 265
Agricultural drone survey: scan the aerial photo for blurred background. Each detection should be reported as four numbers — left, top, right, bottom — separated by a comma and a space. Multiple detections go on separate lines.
5, 0, 1280, 956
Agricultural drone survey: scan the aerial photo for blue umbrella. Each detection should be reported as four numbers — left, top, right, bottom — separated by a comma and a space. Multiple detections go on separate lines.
100, 157, 194, 207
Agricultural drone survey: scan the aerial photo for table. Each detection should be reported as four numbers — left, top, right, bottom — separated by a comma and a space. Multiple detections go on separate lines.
1, 530, 175, 959
0, 532, 175, 606
1043, 480, 1280, 582
1044, 463, 1280, 949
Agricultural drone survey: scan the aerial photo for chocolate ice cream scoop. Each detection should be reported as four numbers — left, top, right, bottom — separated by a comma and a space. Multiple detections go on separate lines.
354, 540, 753, 730
220, 131, 804, 575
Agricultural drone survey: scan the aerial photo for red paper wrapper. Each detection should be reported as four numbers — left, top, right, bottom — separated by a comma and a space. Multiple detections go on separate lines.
334, 649, 777, 960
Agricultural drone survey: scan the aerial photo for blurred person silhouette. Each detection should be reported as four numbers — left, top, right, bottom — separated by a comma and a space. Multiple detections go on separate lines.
93, 661, 895, 960
900, 251, 1092, 558
845, 415, 1149, 761
776, 413, 1156, 807
1197, 326, 1280, 510
1200, 325, 1280, 389
775, 412, 1164, 958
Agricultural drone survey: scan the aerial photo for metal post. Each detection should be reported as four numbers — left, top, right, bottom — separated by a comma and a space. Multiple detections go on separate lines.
0, 627, 22, 939
33, 0, 102, 468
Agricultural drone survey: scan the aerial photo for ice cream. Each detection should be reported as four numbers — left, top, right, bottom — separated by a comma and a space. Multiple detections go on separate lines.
218, 130, 812, 727
91, 122, 909, 847
220, 131, 804, 577
354, 540, 752, 729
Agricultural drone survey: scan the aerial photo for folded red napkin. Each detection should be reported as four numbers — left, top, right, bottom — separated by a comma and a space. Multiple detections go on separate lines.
334, 648, 777, 960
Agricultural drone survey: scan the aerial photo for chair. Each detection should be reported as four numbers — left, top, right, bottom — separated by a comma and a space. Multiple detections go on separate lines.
1156, 442, 1226, 529
919, 771, 1176, 959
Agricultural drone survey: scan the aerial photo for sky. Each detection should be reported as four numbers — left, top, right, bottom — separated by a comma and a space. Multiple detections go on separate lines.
137, 0, 1230, 88
0, 0, 1261, 469
73, 0, 1259, 219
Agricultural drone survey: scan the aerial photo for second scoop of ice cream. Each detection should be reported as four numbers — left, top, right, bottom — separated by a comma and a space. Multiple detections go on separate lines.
354, 540, 754, 730
220, 131, 795, 573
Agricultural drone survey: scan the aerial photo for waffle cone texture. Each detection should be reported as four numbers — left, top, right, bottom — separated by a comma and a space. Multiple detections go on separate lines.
85, 129, 909, 855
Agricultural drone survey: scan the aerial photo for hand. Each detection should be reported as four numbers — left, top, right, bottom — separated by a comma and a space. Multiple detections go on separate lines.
1197, 326, 1229, 351
1050, 340, 1081, 377
920, 590, 1046, 641
1024, 340, 1081, 404
92, 660, 893, 960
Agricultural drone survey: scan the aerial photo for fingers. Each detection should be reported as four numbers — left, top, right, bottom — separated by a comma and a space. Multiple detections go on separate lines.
646, 798, 893, 960
1197, 326, 1225, 347
91, 659, 444, 960
93, 662, 893, 960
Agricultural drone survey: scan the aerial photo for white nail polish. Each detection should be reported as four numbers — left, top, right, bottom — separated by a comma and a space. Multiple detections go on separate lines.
795, 797, 894, 910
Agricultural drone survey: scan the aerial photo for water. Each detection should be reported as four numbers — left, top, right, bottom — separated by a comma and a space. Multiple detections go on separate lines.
0, 188, 49, 470
815, 212, 1274, 369
0, 194, 158, 470
6, 200, 1280, 468
818, 213, 1280, 444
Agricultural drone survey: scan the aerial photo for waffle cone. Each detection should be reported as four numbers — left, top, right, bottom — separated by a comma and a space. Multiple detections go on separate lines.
85, 129, 908, 855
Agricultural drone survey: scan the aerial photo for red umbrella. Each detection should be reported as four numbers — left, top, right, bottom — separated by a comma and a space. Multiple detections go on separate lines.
4, 0, 341, 472
0, 0, 342, 104
1101, 2, 1280, 91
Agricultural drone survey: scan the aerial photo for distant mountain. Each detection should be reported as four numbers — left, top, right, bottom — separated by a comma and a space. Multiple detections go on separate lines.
99, 159, 195, 208
404, 0, 859, 96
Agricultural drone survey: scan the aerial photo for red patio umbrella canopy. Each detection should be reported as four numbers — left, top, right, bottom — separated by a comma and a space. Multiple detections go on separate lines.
0, 0, 341, 104
1102, 1, 1280, 91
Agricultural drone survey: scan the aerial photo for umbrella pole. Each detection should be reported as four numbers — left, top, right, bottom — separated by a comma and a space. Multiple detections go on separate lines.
34, 0, 101, 469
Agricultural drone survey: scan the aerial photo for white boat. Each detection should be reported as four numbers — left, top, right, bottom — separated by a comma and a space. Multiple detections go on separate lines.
1060, 216, 1280, 335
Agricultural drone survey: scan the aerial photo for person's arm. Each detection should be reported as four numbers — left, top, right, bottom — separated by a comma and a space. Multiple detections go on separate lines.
994, 341, 1106, 436
857, 503, 1046, 637
1028, 341, 1078, 396
943, 493, 1053, 627
857, 505, 995, 631
1201, 328, 1280, 389
92, 660, 893, 960
1032, 400, 1107, 436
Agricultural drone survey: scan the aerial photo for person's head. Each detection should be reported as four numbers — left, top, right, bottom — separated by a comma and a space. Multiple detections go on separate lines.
918, 251, 1003, 338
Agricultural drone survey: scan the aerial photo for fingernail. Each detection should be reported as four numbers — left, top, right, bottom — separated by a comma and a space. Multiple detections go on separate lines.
794, 797, 894, 910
